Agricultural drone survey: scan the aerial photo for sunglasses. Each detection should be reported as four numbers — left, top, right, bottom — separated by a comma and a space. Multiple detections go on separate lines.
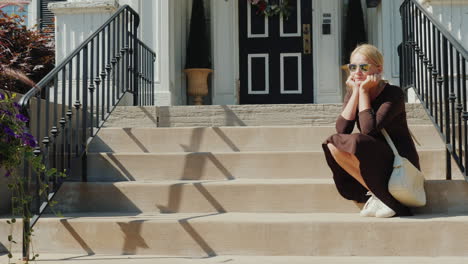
347, 63, 374, 73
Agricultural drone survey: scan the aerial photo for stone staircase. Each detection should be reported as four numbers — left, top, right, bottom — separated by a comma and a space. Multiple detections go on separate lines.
2, 104, 468, 263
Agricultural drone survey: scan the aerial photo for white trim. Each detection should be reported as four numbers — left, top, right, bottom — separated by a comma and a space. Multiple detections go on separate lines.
280, 53, 302, 94
280, 0, 302, 37
248, 54, 269, 95
212, 0, 238, 105
248, 3, 269, 38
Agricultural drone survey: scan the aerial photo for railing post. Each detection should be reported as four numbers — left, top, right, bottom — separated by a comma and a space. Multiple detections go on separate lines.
133, 16, 139, 106
21, 105, 31, 261
82, 45, 88, 182
442, 37, 452, 180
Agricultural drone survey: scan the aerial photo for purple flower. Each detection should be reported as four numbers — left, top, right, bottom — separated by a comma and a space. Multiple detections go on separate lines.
4, 126, 15, 137
13, 102, 21, 109
22, 132, 37, 147
15, 114, 28, 123
0, 109, 12, 116
0, 93, 4, 100
5, 170, 11, 177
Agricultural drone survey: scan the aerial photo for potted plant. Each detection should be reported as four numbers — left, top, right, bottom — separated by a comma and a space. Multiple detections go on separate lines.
184, 0, 212, 105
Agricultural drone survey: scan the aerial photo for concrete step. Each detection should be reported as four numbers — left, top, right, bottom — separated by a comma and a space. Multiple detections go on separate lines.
88, 125, 444, 153
103, 104, 430, 128
53, 179, 468, 215
3, 213, 468, 256
4, 254, 468, 264
87, 150, 461, 182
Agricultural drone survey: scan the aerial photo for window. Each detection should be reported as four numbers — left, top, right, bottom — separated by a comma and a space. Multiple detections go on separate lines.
0, 1, 31, 25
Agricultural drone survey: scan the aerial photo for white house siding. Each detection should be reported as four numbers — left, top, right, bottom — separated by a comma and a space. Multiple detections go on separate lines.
51, 0, 119, 64
420, 0, 468, 50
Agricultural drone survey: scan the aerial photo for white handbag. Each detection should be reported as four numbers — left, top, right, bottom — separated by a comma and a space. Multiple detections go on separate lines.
381, 129, 426, 207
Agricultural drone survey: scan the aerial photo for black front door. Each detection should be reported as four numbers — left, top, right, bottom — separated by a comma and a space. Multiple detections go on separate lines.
239, 0, 313, 104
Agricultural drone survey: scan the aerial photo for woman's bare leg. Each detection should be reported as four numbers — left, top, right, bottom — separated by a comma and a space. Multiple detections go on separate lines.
327, 143, 369, 190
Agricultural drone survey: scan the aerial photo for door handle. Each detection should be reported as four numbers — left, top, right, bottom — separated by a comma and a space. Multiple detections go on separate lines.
303, 24, 311, 55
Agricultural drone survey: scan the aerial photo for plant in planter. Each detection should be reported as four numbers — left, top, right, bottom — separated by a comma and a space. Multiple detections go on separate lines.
184, 0, 212, 105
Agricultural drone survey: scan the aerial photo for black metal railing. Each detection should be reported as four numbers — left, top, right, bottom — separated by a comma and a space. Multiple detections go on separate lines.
18, 5, 155, 259
400, 0, 468, 181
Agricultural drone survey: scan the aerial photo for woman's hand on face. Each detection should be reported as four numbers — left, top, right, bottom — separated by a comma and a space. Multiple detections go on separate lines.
346, 75, 359, 92
359, 74, 381, 93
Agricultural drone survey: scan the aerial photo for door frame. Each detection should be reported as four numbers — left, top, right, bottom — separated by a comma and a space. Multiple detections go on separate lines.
210, 0, 342, 105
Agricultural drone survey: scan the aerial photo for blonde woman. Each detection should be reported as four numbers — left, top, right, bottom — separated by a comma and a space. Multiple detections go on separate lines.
322, 44, 420, 218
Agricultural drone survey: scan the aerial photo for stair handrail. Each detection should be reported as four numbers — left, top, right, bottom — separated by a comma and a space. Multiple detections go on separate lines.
399, 0, 468, 61
400, 0, 468, 181
19, 5, 140, 105
16, 4, 156, 260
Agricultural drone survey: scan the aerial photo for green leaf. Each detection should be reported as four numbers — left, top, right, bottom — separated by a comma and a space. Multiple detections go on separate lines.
46, 168, 57, 177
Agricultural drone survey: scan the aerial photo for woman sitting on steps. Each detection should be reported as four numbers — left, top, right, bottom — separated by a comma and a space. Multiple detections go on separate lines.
322, 44, 420, 218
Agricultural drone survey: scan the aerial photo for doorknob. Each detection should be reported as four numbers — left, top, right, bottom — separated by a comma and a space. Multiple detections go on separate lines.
303, 24, 311, 55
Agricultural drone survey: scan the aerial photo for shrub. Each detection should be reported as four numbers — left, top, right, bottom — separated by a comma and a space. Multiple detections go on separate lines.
185, 0, 211, 69
0, 10, 54, 94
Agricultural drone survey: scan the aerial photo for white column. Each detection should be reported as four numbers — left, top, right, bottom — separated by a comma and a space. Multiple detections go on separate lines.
211, 0, 238, 105
28, 0, 38, 29
313, 0, 342, 103
147, 0, 173, 106
381, 0, 404, 87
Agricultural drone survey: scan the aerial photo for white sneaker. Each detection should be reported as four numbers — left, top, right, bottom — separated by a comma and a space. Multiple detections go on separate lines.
359, 191, 379, 217
375, 199, 396, 218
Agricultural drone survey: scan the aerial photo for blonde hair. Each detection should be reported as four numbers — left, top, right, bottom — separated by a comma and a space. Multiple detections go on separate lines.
350, 44, 384, 66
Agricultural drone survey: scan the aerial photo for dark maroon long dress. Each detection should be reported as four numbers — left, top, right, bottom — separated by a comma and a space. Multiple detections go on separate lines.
322, 83, 420, 216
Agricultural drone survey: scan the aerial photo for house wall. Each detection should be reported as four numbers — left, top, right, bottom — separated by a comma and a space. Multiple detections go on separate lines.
366, 0, 467, 93
365, 0, 421, 102
364, 0, 404, 87
420, 0, 468, 50
50, 0, 466, 106
50, 0, 119, 64
49, 0, 181, 106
